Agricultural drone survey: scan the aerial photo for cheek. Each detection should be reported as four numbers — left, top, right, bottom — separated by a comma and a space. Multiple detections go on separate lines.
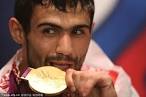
73, 38, 90, 59
72, 39, 90, 70
27, 36, 58, 67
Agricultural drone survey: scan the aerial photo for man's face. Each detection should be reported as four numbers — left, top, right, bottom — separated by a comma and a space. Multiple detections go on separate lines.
25, 5, 91, 71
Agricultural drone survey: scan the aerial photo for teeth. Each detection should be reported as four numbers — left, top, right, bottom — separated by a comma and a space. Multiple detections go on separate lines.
49, 62, 69, 71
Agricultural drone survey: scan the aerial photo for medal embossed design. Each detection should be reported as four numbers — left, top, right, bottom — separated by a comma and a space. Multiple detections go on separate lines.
21, 66, 67, 95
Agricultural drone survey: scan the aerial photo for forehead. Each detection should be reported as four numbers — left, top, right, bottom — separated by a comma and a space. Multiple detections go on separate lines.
30, 4, 91, 28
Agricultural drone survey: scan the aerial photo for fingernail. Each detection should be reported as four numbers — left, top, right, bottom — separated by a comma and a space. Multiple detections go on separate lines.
82, 92, 88, 97
71, 87, 76, 92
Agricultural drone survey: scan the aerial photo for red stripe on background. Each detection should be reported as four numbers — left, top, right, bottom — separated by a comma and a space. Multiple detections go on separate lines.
115, 28, 146, 97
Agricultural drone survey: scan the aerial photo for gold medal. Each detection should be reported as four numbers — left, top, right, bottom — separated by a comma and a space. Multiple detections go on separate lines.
21, 66, 67, 95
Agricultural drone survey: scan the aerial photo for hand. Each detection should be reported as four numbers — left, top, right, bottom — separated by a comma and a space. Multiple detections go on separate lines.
65, 68, 117, 97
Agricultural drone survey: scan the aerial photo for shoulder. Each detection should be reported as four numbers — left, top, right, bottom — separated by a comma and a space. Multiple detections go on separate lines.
0, 50, 18, 93
0, 64, 12, 93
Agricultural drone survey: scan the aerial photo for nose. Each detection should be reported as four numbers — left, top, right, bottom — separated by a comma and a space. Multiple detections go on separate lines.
56, 34, 73, 56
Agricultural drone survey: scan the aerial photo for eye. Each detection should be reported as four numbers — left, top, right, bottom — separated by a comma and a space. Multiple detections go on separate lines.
72, 28, 85, 36
43, 28, 56, 34
41, 27, 60, 37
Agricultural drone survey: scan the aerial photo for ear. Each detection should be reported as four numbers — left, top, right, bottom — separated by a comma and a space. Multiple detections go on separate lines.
8, 17, 25, 45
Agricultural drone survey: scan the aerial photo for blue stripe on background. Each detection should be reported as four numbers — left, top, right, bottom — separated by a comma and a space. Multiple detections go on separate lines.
93, 0, 146, 60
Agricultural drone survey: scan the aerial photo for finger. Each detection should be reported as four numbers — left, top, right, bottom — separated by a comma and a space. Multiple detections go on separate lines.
95, 71, 113, 87
72, 71, 85, 96
72, 71, 81, 89
95, 74, 116, 97
72, 71, 95, 97
65, 68, 76, 92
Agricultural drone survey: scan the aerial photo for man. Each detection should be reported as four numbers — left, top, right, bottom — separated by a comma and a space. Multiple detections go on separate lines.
0, 0, 139, 97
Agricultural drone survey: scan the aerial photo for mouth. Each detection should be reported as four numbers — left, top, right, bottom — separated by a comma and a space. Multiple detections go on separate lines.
48, 61, 74, 71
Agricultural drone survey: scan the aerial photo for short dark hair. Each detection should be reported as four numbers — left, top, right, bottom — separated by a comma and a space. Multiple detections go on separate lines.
14, 0, 94, 34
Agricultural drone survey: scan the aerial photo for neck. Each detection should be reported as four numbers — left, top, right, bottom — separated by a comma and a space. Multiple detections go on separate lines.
18, 48, 29, 76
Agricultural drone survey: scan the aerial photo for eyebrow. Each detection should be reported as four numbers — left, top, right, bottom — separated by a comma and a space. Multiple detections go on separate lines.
37, 23, 62, 29
37, 22, 90, 30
